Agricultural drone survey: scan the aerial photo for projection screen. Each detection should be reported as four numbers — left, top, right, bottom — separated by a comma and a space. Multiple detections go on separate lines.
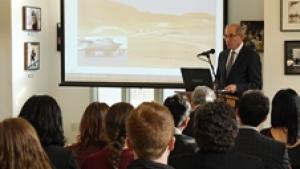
60, 0, 227, 88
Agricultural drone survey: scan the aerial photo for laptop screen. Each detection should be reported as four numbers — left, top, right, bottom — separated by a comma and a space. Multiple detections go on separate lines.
180, 68, 213, 91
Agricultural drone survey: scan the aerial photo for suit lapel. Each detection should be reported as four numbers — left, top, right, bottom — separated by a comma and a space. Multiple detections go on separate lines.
226, 46, 246, 78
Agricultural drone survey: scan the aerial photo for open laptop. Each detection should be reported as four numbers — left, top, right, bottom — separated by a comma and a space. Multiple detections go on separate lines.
180, 68, 213, 91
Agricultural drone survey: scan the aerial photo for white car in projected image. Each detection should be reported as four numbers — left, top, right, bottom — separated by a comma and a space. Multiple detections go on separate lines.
78, 37, 127, 57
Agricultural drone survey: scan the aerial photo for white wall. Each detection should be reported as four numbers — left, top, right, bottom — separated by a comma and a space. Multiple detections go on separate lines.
0, 0, 12, 119
264, 0, 300, 98
47, 0, 90, 143
10, 0, 50, 117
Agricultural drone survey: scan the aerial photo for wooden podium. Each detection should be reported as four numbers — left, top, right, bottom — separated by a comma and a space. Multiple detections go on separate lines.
175, 90, 238, 108
218, 93, 239, 108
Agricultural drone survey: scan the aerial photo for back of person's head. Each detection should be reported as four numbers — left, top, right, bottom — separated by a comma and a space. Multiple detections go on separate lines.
194, 101, 237, 152
19, 95, 65, 146
164, 94, 191, 127
238, 90, 269, 127
271, 88, 299, 145
126, 102, 174, 160
191, 86, 216, 106
0, 118, 52, 169
105, 102, 134, 169
78, 102, 109, 147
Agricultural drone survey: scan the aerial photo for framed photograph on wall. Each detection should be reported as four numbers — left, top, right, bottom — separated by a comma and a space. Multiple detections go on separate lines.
23, 6, 41, 31
284, 41, 300, 74
281, 0, 300, 31
24, 42, 40, 70
240, 21, 264, 52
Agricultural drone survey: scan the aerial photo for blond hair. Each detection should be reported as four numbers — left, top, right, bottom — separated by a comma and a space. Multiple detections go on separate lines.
127, 102, 174, 160
0, 118, 52, 169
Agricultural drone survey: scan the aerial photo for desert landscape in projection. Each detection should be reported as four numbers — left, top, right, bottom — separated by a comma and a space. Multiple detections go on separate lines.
77, 0, 216, 68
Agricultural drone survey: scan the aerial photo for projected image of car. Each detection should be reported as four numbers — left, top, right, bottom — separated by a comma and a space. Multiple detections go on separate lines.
78, 37, 127, 57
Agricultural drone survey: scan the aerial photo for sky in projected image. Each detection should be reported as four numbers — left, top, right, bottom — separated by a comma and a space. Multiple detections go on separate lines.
64, 0, 223, 84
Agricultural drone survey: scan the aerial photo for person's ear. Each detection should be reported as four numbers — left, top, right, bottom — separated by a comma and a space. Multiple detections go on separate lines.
168, 136, 176, 151
125, 137, 133, 151
180, 116, 190, 129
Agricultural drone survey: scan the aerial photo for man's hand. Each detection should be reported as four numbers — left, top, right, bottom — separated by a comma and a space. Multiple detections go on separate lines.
225, 84, 237, 93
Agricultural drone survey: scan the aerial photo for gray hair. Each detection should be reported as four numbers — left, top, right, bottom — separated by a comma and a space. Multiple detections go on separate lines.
191, 86, 216, 105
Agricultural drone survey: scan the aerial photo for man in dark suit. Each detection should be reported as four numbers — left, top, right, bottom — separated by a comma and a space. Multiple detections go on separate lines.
233, 90, 291, 169
170, 101, 264, 169
215, 24, 262, 97
164, 94, 198, 162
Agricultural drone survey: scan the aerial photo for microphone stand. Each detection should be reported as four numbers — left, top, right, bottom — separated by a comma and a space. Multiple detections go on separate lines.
197, 54, 217, 90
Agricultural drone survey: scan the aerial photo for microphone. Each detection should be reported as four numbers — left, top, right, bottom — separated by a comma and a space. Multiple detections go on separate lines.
197, 49, 215, 57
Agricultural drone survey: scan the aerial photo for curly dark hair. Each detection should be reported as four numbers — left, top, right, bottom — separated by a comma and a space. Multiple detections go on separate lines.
19, 95, 65, 146
194, 101, 237, 152
271, 88, 299, 145
77, 102, 109, 148
238, 90, 269, 127
164, 94, 190, 127
105, 102, 134, 169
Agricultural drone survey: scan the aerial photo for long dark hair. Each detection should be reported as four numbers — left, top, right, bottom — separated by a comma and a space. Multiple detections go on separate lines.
77, 102, 109, 148
19, 95, 65, 146
271, 89, 299, 145
105, 102, 133, 169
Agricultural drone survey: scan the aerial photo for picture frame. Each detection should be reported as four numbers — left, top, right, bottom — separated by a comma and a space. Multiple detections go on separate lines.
281, 0, 300, 31
284, 41, 300, 74
24, 42, 40, 70
23, 6, 41, 31
240, 21, 264, 52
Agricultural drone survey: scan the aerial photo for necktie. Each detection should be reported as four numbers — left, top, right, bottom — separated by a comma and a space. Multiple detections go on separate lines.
226, 51, 235, 77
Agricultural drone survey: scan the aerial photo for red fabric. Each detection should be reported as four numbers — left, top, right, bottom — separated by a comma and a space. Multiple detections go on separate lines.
81, 148, 134, 169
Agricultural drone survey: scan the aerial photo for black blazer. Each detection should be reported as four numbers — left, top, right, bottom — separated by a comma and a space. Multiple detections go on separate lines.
170, 150, 264, 169
233, 128, 289, 169
215, 45, 262, 96
44, 145, 80, 169
168, 134, 198, 163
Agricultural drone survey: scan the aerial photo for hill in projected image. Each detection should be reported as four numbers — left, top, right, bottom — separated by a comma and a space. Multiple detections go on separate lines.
78, 0, 216, 68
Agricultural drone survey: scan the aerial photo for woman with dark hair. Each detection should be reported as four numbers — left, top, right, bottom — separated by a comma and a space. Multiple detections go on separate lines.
67, 102, 109, 166
261, 88, 300, 169
81, 102, 134, 169
0, 118, 52, 169
19, 95, 80, 169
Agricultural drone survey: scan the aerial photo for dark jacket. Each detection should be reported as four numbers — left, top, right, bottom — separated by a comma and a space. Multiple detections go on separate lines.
128, 159, 174, 169
170, 150, 264, 169
216, 45, 262, 97
44, 145, 80, 169
234, 128, 290, 169
168, 133, 198, 163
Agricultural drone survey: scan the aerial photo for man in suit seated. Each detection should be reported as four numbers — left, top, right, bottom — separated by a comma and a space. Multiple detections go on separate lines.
170, 101, 264, 169
126, 102, 175, 169
164, 94, 198, 162
233, 90, 291, 169
183, 85, 216, 137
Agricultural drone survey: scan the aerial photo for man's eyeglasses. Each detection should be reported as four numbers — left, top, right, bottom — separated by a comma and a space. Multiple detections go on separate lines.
223, 34, 239, 39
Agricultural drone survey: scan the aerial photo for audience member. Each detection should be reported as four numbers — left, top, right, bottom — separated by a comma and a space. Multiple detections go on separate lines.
170, 101, 263, 169
0, 118, 52, 169
234, 90, 291, 169
261, 89, 300, 169
19, 95, 80, 169
183, 85, 216, 137
126, 102, 175, 169
163, 94, 198, 162
81, 102, 134, 169
67, 102, 109, 166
